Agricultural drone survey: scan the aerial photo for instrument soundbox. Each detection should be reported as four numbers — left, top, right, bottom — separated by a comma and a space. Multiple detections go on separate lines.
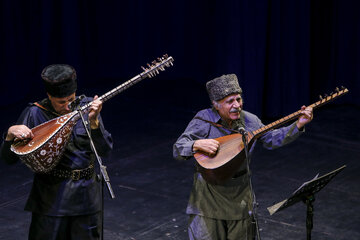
11, 55, 174, 173
194, 87, 349, 185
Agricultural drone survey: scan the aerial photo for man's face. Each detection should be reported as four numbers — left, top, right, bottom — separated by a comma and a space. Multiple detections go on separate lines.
214, 93, 243, 123
47, 93, 76, 115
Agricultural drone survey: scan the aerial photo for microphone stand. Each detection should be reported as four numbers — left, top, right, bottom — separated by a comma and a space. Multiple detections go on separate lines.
76, 104, 115, 240
241, 130, 261, 240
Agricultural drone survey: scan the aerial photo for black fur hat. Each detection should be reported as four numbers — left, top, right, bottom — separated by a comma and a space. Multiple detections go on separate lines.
206, 74, 242, 101
41, 64, 77, 98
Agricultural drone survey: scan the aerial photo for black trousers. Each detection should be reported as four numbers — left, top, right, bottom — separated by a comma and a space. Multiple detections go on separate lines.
28, 212, 101, 240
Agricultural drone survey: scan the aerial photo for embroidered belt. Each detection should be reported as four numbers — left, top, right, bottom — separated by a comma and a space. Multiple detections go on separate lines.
48, 164, 94, 181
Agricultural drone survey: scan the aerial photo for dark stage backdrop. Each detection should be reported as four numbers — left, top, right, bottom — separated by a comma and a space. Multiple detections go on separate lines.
1, 0, 359, 121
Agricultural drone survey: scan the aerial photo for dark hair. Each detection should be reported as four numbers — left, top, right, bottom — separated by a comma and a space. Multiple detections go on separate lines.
41, 64, 77, 98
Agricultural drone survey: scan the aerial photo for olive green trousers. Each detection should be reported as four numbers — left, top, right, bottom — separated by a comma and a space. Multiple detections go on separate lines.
188, 214, 255, 240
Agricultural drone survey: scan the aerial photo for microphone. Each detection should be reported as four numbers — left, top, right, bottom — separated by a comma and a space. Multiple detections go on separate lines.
68, 95, 85, 110
238, 127, 248, 135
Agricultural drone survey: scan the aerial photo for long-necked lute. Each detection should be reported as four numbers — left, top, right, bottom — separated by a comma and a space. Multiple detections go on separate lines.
11, 55, 174, 173
194, 87, 349, 185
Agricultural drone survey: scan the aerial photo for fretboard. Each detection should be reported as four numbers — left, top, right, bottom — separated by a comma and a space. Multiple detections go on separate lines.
252, 87, 348, 139
78, 55, 174, 112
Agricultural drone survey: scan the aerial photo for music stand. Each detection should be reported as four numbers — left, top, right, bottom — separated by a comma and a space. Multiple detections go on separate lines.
267, 165, 346, 240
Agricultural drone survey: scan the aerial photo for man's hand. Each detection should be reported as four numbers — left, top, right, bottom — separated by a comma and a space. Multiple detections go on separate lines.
193, 139, 220, 157
89, 95, 103, 129
6, 125, 34, 141
296, 105, 313, 129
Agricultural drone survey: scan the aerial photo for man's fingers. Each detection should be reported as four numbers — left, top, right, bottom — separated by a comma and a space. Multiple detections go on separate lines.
18, 129, 33, 139
193, 139, 221, 156
207, 140, 220, 154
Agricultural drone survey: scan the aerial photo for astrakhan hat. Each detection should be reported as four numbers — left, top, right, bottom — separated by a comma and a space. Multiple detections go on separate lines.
206, 74, 242, 101
41, 64, 77, 98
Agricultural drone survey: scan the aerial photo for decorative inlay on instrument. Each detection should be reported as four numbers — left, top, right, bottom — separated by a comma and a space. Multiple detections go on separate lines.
194, 87, 349, 185
11, 55, 174, 173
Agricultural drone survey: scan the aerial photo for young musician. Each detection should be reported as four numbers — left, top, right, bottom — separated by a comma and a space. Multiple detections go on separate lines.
0, 64, 113, 239
173, 74, 313, 240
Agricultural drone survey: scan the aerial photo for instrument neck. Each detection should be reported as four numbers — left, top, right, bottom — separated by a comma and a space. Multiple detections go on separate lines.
79, 74, 146, 112
252, 88, 348, 139
251, 110, 302, 139
70, 55, 174, 114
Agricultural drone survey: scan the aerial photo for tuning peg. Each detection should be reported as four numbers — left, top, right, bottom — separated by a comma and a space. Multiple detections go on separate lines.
341, 86, 345, 90
324, 94, 328, 98
330, 92, 334, 96
141, 66, 147, 71
335, 87, 340, 93
152, 60, 157, 65
163, 54, 168, 58
319, 95, 323, 100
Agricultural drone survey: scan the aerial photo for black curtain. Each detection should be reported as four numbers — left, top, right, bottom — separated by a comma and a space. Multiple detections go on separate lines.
1, 0, 359, 119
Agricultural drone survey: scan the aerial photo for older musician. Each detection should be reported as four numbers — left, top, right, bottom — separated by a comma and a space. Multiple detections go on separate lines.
0, 64, 113, 240
173, 74, 313, 240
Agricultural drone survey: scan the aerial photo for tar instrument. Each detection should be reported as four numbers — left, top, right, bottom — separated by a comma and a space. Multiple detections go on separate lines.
194, 87, 349, 185
11, 55, 174, 173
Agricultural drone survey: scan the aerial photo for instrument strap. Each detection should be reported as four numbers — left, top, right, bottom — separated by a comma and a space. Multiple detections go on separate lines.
193, 117, 239, 134
33, 102, 61, 117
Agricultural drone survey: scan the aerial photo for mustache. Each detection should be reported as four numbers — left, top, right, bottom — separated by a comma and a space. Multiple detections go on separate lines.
230, 108, 241, 113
